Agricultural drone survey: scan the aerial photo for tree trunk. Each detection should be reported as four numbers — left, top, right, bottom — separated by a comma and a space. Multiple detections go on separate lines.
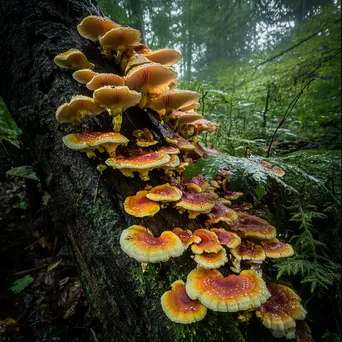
0, 1, 245, 341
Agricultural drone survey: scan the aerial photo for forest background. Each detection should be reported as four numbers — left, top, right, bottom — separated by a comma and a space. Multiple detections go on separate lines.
0, 0, 341, 341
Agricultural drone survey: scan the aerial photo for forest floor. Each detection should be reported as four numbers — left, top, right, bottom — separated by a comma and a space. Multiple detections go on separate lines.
0, 175, 103, 341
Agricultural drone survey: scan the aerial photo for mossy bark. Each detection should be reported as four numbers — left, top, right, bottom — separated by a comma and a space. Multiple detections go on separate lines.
0, 1, 246, 341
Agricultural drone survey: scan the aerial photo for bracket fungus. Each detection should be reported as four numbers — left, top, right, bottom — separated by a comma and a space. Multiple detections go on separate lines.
93, 85, 141, 131
124, 190, 160, 217
259, 161, 285, 177
99, 26, 141, 63
260, 238, 294, 258
77, 15, 120, 41
179, 119, 220, 138
54, 49, 95, 70
161, 280, 207, 324
206, 201, 238, 225
210, 228, 241, 249
105, 151, 170, 180
72, 69, 98, 84
144, 48, 181, 67
56, 95, 103, 124
255, 283, 307, 339
124, 63, 178, 108
120, 225, 185, 263
228, 212, 277, 240
146, 183, 182, 203
132, 128, 158, 147
193, 248, 228, 269
172, 228, 201, 249
62, 131, 129, 158
191, 229, 222, 254
186, 268, 271, 312
86, 73, 124, 90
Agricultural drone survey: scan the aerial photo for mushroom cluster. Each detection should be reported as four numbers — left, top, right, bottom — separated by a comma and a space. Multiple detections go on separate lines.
53, 15, 305, 338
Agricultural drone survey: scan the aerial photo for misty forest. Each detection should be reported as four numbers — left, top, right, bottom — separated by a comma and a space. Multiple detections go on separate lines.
0, 0, 340, 341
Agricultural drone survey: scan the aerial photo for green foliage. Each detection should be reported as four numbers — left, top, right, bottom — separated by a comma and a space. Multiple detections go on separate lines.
6, 166, 39, 181
0, 96, 22, 147
10, 275, 34, 294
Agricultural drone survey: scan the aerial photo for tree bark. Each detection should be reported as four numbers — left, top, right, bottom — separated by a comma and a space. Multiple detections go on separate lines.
0, 1, 245, 341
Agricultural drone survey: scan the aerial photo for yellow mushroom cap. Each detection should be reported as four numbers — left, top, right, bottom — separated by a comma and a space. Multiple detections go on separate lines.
120, 225, 185, 263
256, 283, 307, 337
124, 190, 160, 217
54, 49, 95, 70
191, 229, 222, 254
62, 131, 128, 155
172, 228, 201, 249
186, 268, 270, 312
175, 192, 218, 214
260, 238, 294, 258
146, 183, 182, 202
106, 151, 170, 170
224, 191, 244, 200
168, 110, 204, 127
86, 73, 124, 90
77, 15, 120, 41
158, 146, 180, 155
124, 63, 178, 93
145, 48, 181, 67
124, 53, 152, 74
230, 241, 266, 261
147, 90, 200, 112
228, 213, 277, 240
72, 69, 98, 84
161, 154, 180, 168
180, 119, 220, 138
161, 280, 207, 324
210, 228, 241, 249
93, 86, 142, 111
99, 26, 141, 51
56, 95, 103, 124
193, 248, 228, 269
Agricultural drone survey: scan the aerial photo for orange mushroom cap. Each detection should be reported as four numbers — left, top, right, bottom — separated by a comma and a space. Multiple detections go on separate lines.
62, 131, 129, 157
124, 53, 152, 74
230, 241, 266, 261
124, 190, 160, 217
145, 48, 181, 67
224, 191, 244, 200
54, 49, 95, 70
172, 134, 196, 152
172, 228, 201, 249
260, 238, 294, 258
230, 202, 254, 213
56, 95, 103, 124
180, 119, 220, 138
259, 161, 285, 177
191, 229, 222, 254
175, 192, 218, 218
210, 228, 241, 248
77, 15, 120, 41
146, 183, 182, 202
255, 283, 307, 337
147, 90, 200, 114
193, 248, 227, 269
158, 146, 180, 155
72, 69, 98, 84
86, 73, 124, 90
206, 201, 238, 225
120, 225, 185, 263
168, 110, 204, 127
186, 268, 270, 312
161, 280, 207, 324
106, 151, 170, 180
182, 174, 209, 193
228, 213, 277, 240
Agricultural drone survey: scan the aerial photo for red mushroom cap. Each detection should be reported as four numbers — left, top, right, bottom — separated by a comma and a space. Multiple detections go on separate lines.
210, 228, 241, 248
261, 238, 294, 258
230, 240, 266, 261
191, 229, 222, 254
146, 183, 182, 202
172, 228, 201, 249
124, 190, 160, 217
161, 280, 207, 324
206, 201, 238, 225
259, 161, 285, 177
186, 268, 270, 312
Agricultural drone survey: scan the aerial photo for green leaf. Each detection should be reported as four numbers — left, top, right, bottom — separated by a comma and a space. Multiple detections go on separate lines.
10, 275, 34, 294
0, 97, 21, 147
255, 184, 265, 198
6, 166, 39, 181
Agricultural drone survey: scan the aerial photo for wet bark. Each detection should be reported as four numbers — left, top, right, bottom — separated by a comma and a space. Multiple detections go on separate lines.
0, 1, 245, 341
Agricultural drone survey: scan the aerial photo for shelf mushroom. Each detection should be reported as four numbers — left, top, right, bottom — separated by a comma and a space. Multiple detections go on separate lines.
168, 110, 204, 128
191, 229, 222, 254
146, 183, 182, 205
120, 225, 185, 263
56, 95, 103, 125
210, 228, 241, 249
144, 48, 181, 67
124, 190, 160, 217
193, 248, 228, 269
161, 280, 207, 324
260, 238, 294, 258
259, 161, 285, 177
186, 268, 271, 312
132, 128, 158, 147
99, 26, 141, 63
77, 15, 120, 41
86, 73, 124, 90
72, 69, 98, 84
179, 119, 220, 138
124, 63, 178, 108
54, 49, 95, 71
105, 151, 170, 181
93, 85, 141, 132
206, 201, 238, 225
228, 213, 277, 240
62, 131, 129, 158
172, 228, 201, 249
255, 283, 307, 339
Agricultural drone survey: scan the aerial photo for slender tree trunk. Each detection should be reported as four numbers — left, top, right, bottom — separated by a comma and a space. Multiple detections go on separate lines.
262, 83, 270, 138
129, 0, 145, 43
0, 0, 245, 341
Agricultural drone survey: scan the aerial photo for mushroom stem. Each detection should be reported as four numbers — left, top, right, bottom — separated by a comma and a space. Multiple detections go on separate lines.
107, 107, 123, 132
115, 47, 124, 65
139, 94, 148, 109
